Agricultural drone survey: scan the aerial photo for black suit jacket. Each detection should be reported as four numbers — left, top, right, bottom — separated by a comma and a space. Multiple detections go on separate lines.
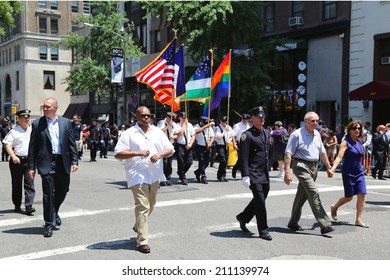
372, 132, 388, 157
239, 126, 270, 184
28, 116, 78, 175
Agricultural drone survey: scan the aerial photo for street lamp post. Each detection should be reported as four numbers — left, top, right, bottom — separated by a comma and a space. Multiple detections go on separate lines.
84, 22, 128, 125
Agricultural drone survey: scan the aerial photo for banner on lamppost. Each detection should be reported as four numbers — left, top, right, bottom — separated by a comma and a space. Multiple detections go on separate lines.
111, 48, 124, 83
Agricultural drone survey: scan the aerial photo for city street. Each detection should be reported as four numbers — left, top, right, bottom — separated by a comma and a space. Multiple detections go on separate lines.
0, 152, 389, 261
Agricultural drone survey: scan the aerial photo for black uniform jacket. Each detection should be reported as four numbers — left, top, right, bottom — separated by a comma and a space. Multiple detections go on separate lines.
239, 126, 270, 184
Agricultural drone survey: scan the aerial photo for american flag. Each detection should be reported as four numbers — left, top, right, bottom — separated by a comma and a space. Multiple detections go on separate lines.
136, 38, 179, 110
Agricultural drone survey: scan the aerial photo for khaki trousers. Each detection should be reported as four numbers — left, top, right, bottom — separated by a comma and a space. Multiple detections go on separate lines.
131, 182, 159, 246
289, 159, 332, 229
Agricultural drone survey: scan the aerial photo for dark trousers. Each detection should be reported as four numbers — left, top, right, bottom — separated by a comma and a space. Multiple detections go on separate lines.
216, 145, 228, 179
9, 158, 35, 208
237, 182, 270, 233
176, 144, 193, 180
100, 139, 109, 157
195, 145, 210, 177
2, 145, 9, 161
41, 157, 70, 226
163, 155, 174, 182
89, 141, 98, 160
372, 153, 387, 178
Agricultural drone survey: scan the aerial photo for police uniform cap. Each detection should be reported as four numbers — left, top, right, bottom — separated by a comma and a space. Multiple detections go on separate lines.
3, 117, 10, 122
241, 113, 251, 119
221, 116, 228, 122
16, 109, 31, 118
166, 112, 177, 117
248, 106, 265, 118
200, 116, 209, 123
178, 112, 187, 118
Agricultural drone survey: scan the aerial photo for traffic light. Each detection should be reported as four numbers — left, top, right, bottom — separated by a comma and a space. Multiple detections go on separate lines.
12, 105, 17, 114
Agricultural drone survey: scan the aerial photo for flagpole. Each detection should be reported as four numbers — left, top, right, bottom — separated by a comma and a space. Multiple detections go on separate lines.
208, 48, 213, 141
227, 49, 232, 126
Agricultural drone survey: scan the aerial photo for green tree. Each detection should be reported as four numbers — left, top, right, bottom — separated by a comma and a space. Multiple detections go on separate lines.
141, 1, 284, 115
56, 1, 144, 96
0, 1, 23, 36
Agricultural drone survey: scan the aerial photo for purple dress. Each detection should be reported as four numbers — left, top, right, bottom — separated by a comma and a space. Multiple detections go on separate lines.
341, 136, 367, 197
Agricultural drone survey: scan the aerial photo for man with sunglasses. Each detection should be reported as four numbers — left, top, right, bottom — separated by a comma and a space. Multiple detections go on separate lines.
236, 106, 273, 241
283, 111, 334, 235
2, 109, 36, 215
114, 106, 174, 254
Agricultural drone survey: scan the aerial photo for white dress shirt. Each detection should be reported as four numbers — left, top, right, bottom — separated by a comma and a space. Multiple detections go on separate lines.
114, 124, 174, 187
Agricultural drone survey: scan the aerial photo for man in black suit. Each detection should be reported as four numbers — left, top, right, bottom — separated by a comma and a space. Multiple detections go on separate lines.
372, 125, 389, 180
28, 97, 79, 237
235, 106, 272, 241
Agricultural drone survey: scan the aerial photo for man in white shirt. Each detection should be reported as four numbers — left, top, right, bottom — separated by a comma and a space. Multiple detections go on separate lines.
157, 112, 178, 186
194, 116, 215, 184
214, 116, 232, 182
114, 106, 174, 254
231, 114, 251, 178
174, 112, 196, 185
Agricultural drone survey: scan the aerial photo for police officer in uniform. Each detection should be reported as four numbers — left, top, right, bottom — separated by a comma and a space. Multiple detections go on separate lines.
1, 117, 12, 161
84, 119, 101, 162
194, 116, 215, 184
236, 106, 272, 241
214, 116, 231, 182
157, 112, 178, 186
2, 109, 36, 214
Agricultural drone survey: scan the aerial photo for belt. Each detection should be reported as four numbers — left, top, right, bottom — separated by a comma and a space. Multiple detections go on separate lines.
293, 158, 318, 164
16, 155, 28, 160
51, 154, 62, 160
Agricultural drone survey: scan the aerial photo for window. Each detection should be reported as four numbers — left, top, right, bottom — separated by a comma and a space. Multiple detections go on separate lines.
39, 17, 47, 33
16, 71, 19, 90
292, 1, 304, 18
71, 23, 79, 32
142, 24, 147, 50
38, 1, 46, 9
0, 52, 2, 66
264, 3, 275, 33
51, 47, 58, 61
83, 1, 90, 14
50, 0, 58, 10
51, 19, 58, 34
72, 47, 80, 64
43, 71, 55, 90
39, 45, 47, 60
14, 45, 20, 61
71, 1, 78, 13
324, 1, 337, 20
8, 49, 11, 64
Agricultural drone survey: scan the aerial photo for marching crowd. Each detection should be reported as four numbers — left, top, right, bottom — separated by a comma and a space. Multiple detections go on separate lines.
1, 99, 390, 253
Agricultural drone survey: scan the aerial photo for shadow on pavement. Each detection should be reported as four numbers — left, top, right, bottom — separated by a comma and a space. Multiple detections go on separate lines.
3, 227, 43, 235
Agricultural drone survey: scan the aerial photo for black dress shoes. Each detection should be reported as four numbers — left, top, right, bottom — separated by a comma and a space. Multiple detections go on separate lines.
222, 177, 229, 182
56, 214, 62, 226
288, 224, 304, 231
165, 181, 172, 186
259, 231, 272, 241
159, 181, 167, 187
236, 215, 250, 232
25, 206, 36, 216
232, 169, 237, 179
321, 226, 335, 235
43, 225, 54, 238
138, 244, 150, 254
194, 170, 200, 182
180, 179, 188, 185
371, 173, 376, 179
14, 206, 22, 213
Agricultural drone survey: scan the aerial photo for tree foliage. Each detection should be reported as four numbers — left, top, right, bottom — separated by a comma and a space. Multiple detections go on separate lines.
141, 1, 284, 115
56, 1, 144, 96
0, 1, 23, 35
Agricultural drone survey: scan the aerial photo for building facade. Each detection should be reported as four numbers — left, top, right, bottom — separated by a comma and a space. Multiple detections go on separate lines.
261, 1, 351, 129
0, 0, 92, 121
348, 1, 390, 129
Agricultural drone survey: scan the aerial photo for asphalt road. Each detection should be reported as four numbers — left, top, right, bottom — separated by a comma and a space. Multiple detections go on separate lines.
0, 152, 389, 262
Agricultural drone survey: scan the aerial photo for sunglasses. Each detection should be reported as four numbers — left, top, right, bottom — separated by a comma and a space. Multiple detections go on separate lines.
351, 127, 361, 131
310, 119, 320, 123
140, 114, 152, 118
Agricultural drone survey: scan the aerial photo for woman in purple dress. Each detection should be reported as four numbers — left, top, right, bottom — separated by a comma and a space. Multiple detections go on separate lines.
330, 120, 369, 228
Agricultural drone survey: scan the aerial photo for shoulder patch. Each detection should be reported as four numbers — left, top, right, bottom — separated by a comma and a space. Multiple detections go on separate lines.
241, 132, 248, 142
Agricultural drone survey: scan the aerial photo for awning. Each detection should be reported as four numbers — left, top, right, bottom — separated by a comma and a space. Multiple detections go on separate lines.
349, 81, 390, 100
62, 102, 89, 119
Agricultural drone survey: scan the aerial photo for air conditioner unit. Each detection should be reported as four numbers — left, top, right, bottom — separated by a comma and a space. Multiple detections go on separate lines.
289, 17, 304, 27
381, 56, 390, 65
